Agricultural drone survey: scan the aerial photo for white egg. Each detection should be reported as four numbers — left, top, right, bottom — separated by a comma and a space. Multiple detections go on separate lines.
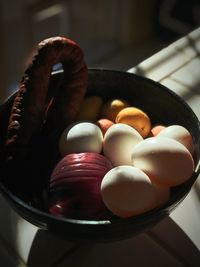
157, 125, 194, 154
59, 122, 103, 156
103, 123, 143, 166
101, 165, 157, 218
131, 137, 194, 187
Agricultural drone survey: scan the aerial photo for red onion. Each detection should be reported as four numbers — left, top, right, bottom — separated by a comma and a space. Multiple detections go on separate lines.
49, 152, 112, 220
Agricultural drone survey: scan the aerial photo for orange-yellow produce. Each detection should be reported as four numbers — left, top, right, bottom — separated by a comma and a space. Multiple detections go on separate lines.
116, 107, 151, 138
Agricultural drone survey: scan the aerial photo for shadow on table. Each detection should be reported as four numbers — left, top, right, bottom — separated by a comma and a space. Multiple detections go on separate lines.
0, 184, 200, 267
147, 216, 200, 267
0, 194, 27, 266
27, 215, 200, 267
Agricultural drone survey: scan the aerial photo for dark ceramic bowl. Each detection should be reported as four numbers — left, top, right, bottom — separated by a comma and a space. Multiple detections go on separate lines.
0, 69, 200, 242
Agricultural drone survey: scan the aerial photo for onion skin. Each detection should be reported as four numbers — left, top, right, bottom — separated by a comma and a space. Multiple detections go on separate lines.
49, 152, 112, 220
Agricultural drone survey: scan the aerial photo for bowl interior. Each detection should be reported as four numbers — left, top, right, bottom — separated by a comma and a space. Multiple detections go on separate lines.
0, 69, 199, 242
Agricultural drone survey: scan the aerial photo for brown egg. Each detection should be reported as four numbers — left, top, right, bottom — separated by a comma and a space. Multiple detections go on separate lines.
116, 107, 151, 138
96, 118, 114, 135
76, 96, 103, 122
101, 99, 129, 122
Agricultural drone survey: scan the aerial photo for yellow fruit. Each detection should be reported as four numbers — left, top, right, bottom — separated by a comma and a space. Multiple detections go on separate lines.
101, 99, 129, 121
76, 96, 103, 122
116, 107, 151, 138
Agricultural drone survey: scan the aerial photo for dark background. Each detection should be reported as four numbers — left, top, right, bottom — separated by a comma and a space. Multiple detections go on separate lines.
0, 0, 199, 102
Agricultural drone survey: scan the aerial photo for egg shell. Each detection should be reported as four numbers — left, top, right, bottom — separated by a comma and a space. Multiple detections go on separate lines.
157, 125, 194, 154
101, 99, 129, 121
101, 165, 157, 218
115, 107, 151, 138
103, 123, 143, 166
96, 118, 114, 136
76, 96, 103, 122
59, 122, 103, 156
132, 137, 194, 187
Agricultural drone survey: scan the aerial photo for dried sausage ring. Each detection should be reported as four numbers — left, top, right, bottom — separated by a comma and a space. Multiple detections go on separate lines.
6, 37, 88, 159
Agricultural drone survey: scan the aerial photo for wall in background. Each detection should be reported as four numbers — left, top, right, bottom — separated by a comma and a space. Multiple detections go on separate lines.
0, 0, 160, 102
